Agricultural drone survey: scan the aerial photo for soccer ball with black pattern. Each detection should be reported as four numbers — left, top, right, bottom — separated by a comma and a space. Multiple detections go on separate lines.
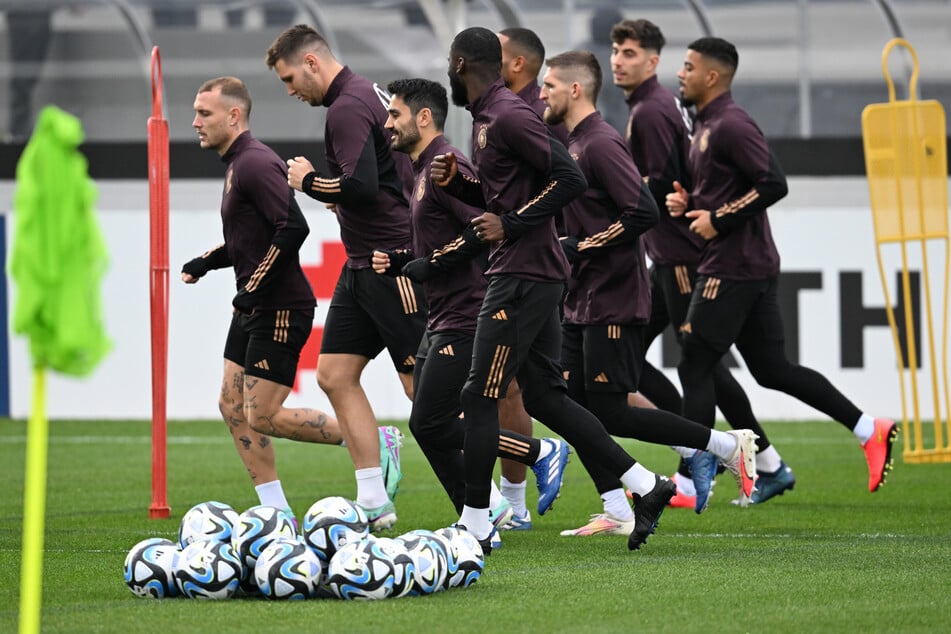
424, 530, 457, 591
301, 496, 368, 566
395, 530, 447, 595
253, 538, 322, 600
178, 500, 239, 548
123, 537, 180, 598
326, 538, 395, 600
173, 539, 242, 600
372, 537, 416, 598
435, 526, 485, 588
232, 505, 296, 572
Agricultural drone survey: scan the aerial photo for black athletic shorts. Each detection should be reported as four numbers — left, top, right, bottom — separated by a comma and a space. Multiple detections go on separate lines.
320, 266, 427, 374
562, 322, 645, 393
649, 263, 696, 333
464, 276, 565, 400
681, 275, 785, 354
223, 307, 315, 387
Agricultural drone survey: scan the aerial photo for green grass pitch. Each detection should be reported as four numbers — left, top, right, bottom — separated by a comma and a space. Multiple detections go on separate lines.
2, 419, 950, 633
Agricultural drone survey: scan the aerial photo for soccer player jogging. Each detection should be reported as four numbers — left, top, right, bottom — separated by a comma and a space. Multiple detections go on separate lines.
667, 37, 898, 495
183, 76, 349, 524
371, 78, 570, 542
426, 27, 673, 552
493, 25, 568, 530
610, 19, 782, 508
538, 52, 757, 536
265, 25, 420, 530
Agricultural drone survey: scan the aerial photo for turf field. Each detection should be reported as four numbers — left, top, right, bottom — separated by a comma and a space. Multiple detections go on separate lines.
2, 418, 950, 633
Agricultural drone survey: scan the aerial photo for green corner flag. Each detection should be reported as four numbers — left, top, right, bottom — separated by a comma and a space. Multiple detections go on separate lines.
9, 105, 112, 634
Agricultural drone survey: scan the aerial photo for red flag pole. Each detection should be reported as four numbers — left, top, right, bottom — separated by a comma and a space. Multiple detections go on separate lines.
148, 46, 170, 519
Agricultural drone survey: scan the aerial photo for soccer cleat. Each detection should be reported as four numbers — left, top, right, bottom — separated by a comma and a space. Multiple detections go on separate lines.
378, 425, 404, 501
453, 523, 495, 556
863, 418, 898, 492
722, 429, 759, 507
360, 500, 397, 532
531, 438, 571, 515
559, 513, 634, 537
503, 509, 533, 531
489, 498, 514, 530
489, 526, 502, 551
684, 450, 718, 514
628, 475, 676, 551
668, 490, 697, 509
747, 461, 796, 504
666, 473, 698, 509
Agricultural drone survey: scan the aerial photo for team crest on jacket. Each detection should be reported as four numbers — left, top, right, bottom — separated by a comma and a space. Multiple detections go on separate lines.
225, 167, 233, 194
699, 128, 711, 152
570, 152, 580, 161
416, 176, 426, 201
477, 124, 488, 149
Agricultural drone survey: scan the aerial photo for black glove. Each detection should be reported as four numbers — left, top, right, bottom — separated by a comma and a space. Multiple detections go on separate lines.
560, 236, 581, 264
232, 288, 255, 314
401, 257, 440, 283
182, 256, 211, 279
373, 249, 415, 277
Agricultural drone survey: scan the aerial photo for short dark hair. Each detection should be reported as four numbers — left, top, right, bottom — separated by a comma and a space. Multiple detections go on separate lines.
451, 26, 502, 68
265, 24, 331, 69
546, 50, 602, 105
609, 19, 665, 53
498, 27, 545, 67
687, 36, 739, 74
386, 78, 449, 130
198, 76, 252, 118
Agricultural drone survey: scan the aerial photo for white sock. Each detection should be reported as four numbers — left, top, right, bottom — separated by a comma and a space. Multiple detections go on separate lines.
500, 476, 528, 516
536, 439, 553, 461
854, 413, 875, 444
489, 480, 505, 510
255, 480, 289, 510
355, 467, 389, 509
674, 472, 697, 496
707, 429, 737, 461
672, 445, 695, 459
619, 462, 656, 497
601, 488, 634, 521
459, 505, 491, 540
757, 445, 783, 473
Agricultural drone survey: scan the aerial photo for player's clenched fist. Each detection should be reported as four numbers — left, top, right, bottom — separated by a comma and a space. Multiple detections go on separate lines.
430, 152, 458, 187
286, 156, 314, 191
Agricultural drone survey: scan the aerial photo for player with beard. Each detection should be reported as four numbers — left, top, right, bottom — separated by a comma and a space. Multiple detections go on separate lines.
421, 27, 676, 552
667, 37, 897, 496
265, 25, 418, 531
610, 18, 783, 508
183, 76, 351, 525
539, 52, 757, 535
371, 78, 570, 542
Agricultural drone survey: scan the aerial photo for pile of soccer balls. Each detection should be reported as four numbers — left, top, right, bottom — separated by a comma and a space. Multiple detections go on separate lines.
123, 496, 484, 601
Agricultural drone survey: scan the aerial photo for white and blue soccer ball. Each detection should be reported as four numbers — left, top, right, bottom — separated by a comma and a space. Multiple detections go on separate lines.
301, 496, 369, 565
123, 537, 180, 598
326, 538, 395, 600
173, 539, 242, 600
423, 530, 457, 591
254, 537, 322, 600
435, 526, 485, 588
232, 505, 296, 572
178, 501, 239, 547
396, 530, 448, 595
372, 537, 416, 599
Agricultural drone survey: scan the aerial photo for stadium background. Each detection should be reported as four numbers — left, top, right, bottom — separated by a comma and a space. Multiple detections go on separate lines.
0, 0, 948, 420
